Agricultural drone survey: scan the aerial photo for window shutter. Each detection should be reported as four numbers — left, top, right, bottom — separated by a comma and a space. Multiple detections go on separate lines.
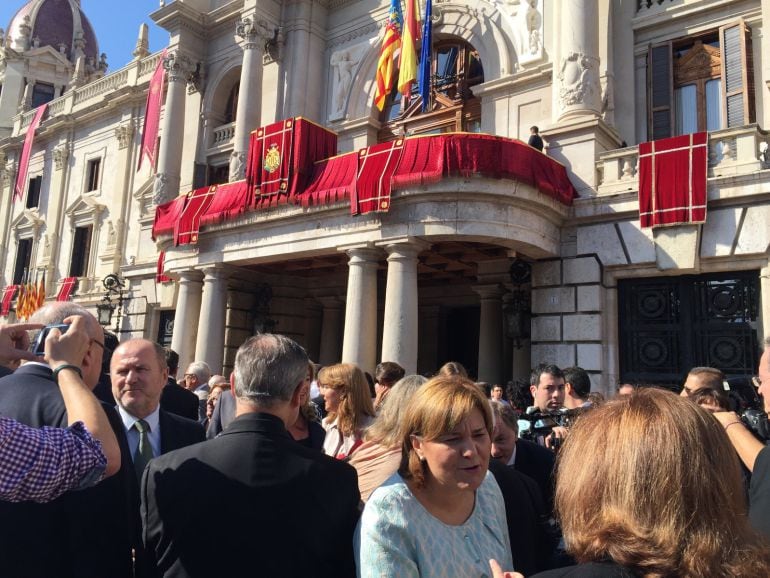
720, 20, 755, 128
648, 42, 673, 140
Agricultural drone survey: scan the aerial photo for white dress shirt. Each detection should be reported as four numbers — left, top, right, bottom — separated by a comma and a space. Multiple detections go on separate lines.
117, 405, 162, 459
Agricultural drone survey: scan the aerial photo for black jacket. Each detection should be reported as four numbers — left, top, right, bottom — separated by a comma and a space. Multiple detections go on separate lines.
142, 412, 360, 578
515, 438, 556, 511
160, 379, 199, 421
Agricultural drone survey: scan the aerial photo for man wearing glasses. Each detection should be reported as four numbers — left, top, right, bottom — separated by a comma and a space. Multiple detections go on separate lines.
714, 336, 770, 538
0, 302, 138, 577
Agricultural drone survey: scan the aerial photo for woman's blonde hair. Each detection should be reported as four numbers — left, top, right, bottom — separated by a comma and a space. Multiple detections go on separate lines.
365, 375, 427, 446
397, 376, 492, 488
555, 387, 770, 577
317, 363, 375, 436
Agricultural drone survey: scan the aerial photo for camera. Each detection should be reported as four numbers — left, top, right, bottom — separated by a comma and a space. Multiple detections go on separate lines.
519, 407, 585, 451
30, 324, 69, 357
741, 409, 770, 443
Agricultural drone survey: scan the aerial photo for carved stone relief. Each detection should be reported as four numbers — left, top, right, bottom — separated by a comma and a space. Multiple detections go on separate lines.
328, 42, 368, 121
558, 51, 600, 112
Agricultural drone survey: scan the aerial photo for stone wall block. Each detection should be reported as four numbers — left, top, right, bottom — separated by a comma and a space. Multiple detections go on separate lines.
563, 257, 601, 284
563, 314, 602, 341
577, 285, 602, 312
531, 316, 562, 342
577, 343, 603, 371
577, 224, 626, 266
532, 261, 561, 286
531, 343, 575, 368
531, 287, 575, 314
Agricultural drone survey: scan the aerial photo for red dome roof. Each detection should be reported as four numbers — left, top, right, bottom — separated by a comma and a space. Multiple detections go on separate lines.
7, 0, 99, 62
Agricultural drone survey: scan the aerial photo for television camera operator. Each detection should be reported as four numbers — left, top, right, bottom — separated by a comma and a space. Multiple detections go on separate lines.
713, 336, 770, 538
520, 365, 594, 451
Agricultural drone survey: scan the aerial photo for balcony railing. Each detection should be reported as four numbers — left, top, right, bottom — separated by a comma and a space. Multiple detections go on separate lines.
595, 125, 770, 196
14, 50, 165, 134
211, 122, 236, 148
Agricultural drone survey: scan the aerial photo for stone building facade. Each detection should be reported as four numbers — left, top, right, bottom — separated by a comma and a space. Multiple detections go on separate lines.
0, 0, 769, 395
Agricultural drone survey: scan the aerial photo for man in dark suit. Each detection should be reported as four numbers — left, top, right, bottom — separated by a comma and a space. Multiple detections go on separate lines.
110, 339, 205, 481
159, 348, 199, 421
142, 334, 360, 578
515, 437, 556, 511
0, 303, 137, 578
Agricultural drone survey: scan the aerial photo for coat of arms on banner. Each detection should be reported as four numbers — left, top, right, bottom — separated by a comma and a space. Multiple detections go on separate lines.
264, 144, 281, 174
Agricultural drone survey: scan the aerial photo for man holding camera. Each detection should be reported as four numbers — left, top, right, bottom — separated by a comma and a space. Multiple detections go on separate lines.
0, 303, 138, 578
714, 336, 770, 537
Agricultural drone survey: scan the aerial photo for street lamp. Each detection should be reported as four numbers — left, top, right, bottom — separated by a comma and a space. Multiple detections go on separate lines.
96, 274, 127, 330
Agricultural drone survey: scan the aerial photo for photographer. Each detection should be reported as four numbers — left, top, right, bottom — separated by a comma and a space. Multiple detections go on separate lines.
714, 336, 770, 537
0, 319, 120, 502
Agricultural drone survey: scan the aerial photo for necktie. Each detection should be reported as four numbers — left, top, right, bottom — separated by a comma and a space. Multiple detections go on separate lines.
133, 419, 154, 481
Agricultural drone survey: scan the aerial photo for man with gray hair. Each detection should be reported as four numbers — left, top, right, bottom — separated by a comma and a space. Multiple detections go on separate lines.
142, 334, 360, 577
182, 360, 211, 422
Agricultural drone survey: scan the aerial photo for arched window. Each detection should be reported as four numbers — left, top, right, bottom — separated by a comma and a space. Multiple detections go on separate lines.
379, 39, 484, 142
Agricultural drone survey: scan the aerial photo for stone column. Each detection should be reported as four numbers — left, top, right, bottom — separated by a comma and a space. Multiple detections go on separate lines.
761, 263, 770, 345
230, 17, 267, 181
194, 266, 230, 374
341, 248, 380, 374
170, 270, 204, 374
555, 0, 601, 121
381, 242, 425, 374
154, 52, 193, 205
474, 284, 504, 385
317, 296, 344, 365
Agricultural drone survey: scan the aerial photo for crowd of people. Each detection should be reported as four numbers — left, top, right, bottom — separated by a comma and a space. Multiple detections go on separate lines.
0, 301, 769, 577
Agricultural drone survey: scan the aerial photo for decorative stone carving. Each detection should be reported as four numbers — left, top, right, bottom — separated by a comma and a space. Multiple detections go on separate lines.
229, 151, 246, 181
153, 172, 170, 206
52, 144, 69, 171
163, 52, 195, 85
511, 0, 543, 65
558, 51, 600, 109
236, 17, 272, 51
115, 122, 135, 150
330, 46, 365, 120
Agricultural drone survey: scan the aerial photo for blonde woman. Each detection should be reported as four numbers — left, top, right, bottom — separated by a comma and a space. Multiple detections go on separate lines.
317, 363, 375, 459
356, 376, 512, 577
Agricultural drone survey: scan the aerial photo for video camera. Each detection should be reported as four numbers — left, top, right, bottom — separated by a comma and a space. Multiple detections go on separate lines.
518, 407, 587, 451
724, 377, 770, 443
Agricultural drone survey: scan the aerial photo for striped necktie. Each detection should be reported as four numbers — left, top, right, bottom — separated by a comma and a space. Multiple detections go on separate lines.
133, 419, 154, 481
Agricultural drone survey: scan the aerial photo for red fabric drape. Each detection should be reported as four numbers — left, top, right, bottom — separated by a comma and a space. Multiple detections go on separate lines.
638, 132, 708, 228
138, 49, 167, 171
152, 194, 188, 240
299, 152, 359, 207
391, 133, 576, 205
200, 180, 251, 226
354, 139, 405, 215
15, 104, 48, 202
1, 286, 18, 317
56, 277, 77, 302
248, 118, 338, 208
156, 252, 171, 284
174, 186, 217, 246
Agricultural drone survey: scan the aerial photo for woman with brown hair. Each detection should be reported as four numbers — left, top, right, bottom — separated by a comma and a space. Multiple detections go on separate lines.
520, 387, 770, 577
288, 362, 325, 451
317, 363, 375, 459
355, 376, 512, 577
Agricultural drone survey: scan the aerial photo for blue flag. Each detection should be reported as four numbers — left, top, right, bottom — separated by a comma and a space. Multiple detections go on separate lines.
418, 0, 432, 112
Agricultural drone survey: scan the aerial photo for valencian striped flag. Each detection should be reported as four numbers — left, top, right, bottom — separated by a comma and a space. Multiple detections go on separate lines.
138, 49, 168, 171
418, 0, 433, 111
397, 0, 421, 101
374, 0, 403, 111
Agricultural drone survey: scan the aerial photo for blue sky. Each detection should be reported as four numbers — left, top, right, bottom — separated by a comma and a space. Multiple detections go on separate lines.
1, 0, 167, 72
